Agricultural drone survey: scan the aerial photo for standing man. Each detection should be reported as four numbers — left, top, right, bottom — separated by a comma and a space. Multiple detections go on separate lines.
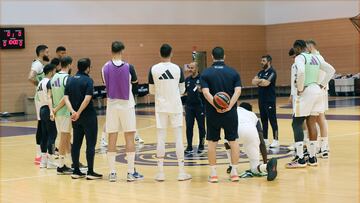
51, 56, 73, 175
149, 44, 192, 181
306, 40, 332, 158
102, 41, 144, 182
184, 62, 206, 155
286, 40, 335, 168
200, 46, 242, 183
36, 64, 57, 169
252, 55, 279, 148
64, 58, 102, 180
28, 44, 50, 164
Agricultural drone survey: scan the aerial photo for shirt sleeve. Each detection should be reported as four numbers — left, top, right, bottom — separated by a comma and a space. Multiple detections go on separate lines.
234, 72, 242, 87
179, 67, 185, 83
129, 64, 138, 83
148, 67, 154, 84
86, 79, 94, 96
267, 70, 277, 84
200, 72, 209, 89
295, 54, 306, 92
31, 61, 43, 74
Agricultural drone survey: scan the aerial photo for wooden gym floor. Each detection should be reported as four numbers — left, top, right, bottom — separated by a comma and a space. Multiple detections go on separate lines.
0, 97, 359, 203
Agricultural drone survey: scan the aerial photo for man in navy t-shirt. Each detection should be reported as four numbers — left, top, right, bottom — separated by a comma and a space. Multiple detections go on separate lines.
252, 55, 279, 148
200, 47, 242, 183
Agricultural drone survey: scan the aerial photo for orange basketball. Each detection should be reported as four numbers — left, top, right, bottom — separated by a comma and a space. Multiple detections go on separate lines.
213, 92, 230, 110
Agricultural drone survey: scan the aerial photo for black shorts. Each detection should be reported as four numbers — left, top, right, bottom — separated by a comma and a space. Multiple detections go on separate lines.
206, 108, 238, 142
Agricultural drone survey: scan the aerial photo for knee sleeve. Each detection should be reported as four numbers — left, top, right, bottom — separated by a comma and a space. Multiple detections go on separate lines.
157, 128, 166, 158
174, 127, 184, 160
292, 117, 305, 142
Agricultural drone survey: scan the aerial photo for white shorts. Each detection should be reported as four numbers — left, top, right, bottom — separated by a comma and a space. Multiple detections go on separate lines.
106, 104, 136, 133
55, 116, 72, 133
293, 84, 324, 117
238, 125, 260, 163
155, 112, 183, 129
322, 89, 329, 112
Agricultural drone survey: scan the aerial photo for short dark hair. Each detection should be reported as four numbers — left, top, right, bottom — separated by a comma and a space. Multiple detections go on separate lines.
112, 41, 125, 53
160, 44, 172, 58
61, 56, 73, 68
306, 39, 316, 46
77, 58, 91, 72
56, 46, 66, 52
293, 40, 307, 49
262, 55, 272, 63
239, 102, 253, 112
50, 58, 60, 66
36, 45, 48, 56
43, 64, 56, 75
212, 47, 224, 60
288, 48, 295, 56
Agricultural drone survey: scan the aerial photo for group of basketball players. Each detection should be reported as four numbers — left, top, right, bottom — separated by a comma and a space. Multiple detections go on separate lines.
27, 38, 334, 183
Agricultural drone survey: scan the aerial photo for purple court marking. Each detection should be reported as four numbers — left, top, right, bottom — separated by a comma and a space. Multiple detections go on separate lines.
0, 126, 36, 137
269, 113, 360, 121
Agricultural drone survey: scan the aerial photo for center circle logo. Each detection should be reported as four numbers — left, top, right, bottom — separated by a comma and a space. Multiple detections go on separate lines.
97, 143, 293, 166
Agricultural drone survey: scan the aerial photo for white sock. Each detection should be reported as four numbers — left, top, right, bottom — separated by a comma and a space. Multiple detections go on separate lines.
210, 165, 217, 176
178, 159, 185, 174
320, 137, 328, 151
36, 145, 41, 157
126, 152, 135, 174
157, 158, 164, 173
308, 141, 317, 158
59, 155, 65, 167
259, 164, 267, 173
230, 164, 238, 176
295, 142, 304, 159
101, 132, 106, 140
226, 149, 232, 167
107, 152, 116, 173
303, 130, 309, 147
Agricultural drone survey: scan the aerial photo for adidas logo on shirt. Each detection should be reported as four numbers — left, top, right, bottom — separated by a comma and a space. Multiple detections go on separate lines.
158, 69, 175, 80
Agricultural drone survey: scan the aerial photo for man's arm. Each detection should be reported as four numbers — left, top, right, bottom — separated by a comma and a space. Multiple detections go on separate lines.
252, 76, 262, 86
228, 87, 241, 110
319, 61, 335, 88
64, 95, 75, 114
148, 67, 155, 95
202, 88, 217, 109
179, 67, 185, 95
28, 70, 38, 86
256, 120, 268, 164
294, 55, 306, 92
258, 71, 276, 87
76, 95, 92, 116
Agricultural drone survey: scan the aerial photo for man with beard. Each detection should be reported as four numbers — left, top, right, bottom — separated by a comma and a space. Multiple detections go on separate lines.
28, 44, 50, 165
252, 55, 279, 148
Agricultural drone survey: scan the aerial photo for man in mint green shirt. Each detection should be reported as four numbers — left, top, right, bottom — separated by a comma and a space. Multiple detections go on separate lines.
50, 56, 73, 175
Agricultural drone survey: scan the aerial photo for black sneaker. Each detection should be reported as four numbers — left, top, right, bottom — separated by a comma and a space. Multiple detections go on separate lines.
303, 148, 310, 162
266, 158, 278, 181
226, 165, 232, 174
57, 165, 73, 175
286, 157, 307, 168
71, 170, 86, 179
308, 156, 318, 166
197, 145, 205, 154
86, 171, 103, 180
184, 146, 194, 155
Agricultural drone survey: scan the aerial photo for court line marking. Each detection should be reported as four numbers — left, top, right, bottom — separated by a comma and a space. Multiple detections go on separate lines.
1, 131, 359, 182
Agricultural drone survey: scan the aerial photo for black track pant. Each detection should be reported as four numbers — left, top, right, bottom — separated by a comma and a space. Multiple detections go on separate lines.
185, 106, 206, 148
259, 101, 278, 140
39, 106, 57, 154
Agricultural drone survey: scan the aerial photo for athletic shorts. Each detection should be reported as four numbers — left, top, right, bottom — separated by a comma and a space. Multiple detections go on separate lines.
106, 103, 136, 133
35, 99, 41, 121
206, 108, 238, 142
293, 83, 324, 117
238, 125, 260, 161
322, 88, 329, 111
155, 112, 183, 129
55, 116, 72, 133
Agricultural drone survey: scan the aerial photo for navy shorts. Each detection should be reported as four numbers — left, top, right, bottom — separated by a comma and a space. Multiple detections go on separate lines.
206, 108, 238, 142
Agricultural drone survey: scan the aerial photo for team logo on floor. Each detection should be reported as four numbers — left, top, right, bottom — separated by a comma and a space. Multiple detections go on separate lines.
97, 143, 293, 166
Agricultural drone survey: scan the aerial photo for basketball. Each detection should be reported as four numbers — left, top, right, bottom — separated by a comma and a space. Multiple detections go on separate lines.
213, 92, 230, 109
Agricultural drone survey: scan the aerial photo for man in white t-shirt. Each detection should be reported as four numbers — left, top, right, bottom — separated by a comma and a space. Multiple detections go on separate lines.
101, 41, 143, 182
306, 40, 333, 158
27, 45, 50, 164
148, 44, 191, 181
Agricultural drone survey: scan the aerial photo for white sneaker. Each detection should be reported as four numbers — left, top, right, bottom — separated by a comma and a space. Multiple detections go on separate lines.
47, 160, 58, 169
39, 155, 48, 168
177, 172, 192, 181
287, 143, 295, 151
100, 137, 108, 147
135, 134, 144, 144
270, 140, 280, 148
155, 172, 165, 181
109, 172, 117, 182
